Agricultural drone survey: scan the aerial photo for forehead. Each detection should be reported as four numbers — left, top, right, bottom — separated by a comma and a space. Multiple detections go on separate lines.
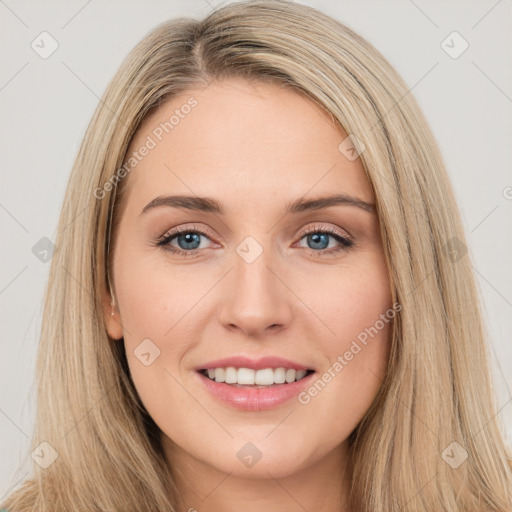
121, 78, 373, 211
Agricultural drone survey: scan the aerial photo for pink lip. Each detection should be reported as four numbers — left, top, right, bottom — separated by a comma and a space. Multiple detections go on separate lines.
195, 370, 316, 411
195, 355, 312, 371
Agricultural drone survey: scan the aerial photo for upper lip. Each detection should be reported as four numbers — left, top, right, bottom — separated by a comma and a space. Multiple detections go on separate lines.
195, 356, 314, 372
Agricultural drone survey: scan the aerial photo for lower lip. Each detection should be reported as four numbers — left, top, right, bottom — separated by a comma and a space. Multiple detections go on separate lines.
195, 371, 316, 411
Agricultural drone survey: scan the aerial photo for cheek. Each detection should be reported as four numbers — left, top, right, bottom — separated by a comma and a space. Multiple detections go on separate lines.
335, 264, 392, 380
114, 246, 202, 339
112, 248, 206, 419
312, 250, 392, 354
296, 252, 392, 428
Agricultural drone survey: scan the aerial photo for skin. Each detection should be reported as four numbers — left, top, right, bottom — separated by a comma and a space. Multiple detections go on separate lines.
103, 78, 392, 512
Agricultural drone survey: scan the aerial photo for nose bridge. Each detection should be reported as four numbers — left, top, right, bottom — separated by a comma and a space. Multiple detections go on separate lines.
235, 240, 277, 300
218, 235, 292, 336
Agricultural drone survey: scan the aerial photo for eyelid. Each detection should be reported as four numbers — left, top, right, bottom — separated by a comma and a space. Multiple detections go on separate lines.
159, 223, 218, 242
299, 223, 352, 240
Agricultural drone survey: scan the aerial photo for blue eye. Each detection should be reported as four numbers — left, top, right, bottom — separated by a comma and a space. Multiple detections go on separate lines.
157, 225, 354, 257
299, 230, 353, 254
171, 231, 202, 251
157, 228, 212, 257
296, 225, 354, 256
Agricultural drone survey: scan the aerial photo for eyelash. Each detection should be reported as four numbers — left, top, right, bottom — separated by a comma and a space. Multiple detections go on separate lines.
156, 224, 354, 258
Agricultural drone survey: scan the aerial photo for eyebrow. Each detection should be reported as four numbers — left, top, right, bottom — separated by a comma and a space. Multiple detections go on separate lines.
140, 193, 376, 216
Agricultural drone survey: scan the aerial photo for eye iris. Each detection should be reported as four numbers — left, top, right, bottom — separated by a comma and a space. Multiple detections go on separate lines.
308, 233, 329, 250
177, 233, 201, 250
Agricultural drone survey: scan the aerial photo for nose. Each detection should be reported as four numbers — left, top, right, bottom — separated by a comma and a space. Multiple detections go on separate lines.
218, 246, 293, 338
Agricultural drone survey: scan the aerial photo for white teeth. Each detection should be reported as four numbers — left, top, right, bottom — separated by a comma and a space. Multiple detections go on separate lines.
274, 367, 286, 384
225, 367, 237, 384
238, 367, 255, 385
295, 370, 308, 380
203, 366, 311, 385
285, 369, 296, 383
295, 369, 307, 381
255, 368, 275, 385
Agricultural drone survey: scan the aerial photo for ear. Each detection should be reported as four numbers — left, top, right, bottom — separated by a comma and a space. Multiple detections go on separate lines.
100, 287, 124, 340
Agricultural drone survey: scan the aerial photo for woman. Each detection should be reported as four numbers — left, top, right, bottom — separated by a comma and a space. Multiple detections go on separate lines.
2, 1, 511, 511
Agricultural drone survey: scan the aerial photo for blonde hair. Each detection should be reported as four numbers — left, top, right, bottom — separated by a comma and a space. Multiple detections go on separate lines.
3, 1, 511, 510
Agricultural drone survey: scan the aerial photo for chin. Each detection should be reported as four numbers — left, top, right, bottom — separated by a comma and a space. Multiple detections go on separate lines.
206, 436, 316, 479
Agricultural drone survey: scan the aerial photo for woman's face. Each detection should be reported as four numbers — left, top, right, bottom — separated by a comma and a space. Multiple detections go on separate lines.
105, 78, 392, 483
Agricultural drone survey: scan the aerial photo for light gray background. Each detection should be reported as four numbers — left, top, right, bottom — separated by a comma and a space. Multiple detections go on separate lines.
1, 0, 511, 498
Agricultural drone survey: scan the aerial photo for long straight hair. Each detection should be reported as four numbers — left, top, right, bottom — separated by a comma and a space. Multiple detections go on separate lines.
3, 1, 511, 510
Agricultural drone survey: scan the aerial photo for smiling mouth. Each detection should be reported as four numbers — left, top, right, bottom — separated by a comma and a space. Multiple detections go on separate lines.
198, 367, 315, 387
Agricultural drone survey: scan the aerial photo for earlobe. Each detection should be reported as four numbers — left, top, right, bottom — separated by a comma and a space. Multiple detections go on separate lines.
108, 300, 124, 341
101, 289, 124, 340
